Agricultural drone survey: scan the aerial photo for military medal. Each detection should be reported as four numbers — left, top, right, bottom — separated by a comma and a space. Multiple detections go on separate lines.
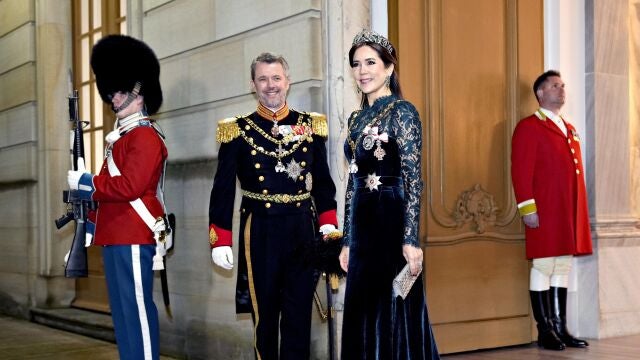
571, 129, 580, 141
271, 121, 279, 137
275, 160, 285, 173
285, 158, 302, 180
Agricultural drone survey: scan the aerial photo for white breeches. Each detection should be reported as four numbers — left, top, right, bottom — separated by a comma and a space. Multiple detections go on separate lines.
529, 255, 572, 291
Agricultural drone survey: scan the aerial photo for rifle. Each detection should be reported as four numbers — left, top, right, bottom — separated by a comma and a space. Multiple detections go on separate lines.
54, 90, 95, 278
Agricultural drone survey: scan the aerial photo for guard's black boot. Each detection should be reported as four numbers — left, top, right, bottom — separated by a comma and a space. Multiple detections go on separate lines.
550, 286, 589, 347
530, 290, 565, 350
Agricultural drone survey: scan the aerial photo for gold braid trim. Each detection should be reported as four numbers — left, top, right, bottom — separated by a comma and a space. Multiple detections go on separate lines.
308, 112, 328, 138
216, 117, 240, 143
243, 214, 262, 360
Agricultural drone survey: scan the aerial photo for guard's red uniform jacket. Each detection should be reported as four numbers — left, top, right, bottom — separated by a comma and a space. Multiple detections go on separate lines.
89, 125, 167, 246
511, 110, 593, 259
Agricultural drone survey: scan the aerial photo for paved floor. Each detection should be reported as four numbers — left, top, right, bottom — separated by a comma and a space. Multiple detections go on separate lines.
442, 334, 640, 360
2, 313, 640, 359
0, 315, 177, 360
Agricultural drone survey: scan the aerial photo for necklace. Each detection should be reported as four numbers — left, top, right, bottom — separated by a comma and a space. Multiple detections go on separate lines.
346, 100, 400, 173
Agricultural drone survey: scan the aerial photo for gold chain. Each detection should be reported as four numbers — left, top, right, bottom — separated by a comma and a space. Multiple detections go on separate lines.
239, 131, 307, 159
244, 114, 305, 145
240, 114, 311, 160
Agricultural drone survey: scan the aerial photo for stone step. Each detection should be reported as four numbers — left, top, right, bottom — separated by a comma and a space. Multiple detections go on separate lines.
30, 307, 115, 342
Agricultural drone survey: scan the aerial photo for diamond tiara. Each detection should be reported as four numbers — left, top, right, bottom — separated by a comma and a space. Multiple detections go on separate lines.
352, 29, 394, 54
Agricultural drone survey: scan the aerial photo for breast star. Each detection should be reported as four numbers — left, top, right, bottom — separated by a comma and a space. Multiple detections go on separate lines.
285, 159, 302, 180
365, 173, 382, 191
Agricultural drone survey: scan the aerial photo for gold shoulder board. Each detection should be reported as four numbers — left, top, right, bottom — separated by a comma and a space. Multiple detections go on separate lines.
309, 112, 328, 138
216, 117, 240, 143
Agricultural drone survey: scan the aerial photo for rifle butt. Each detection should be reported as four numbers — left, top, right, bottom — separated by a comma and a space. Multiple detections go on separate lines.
65, 221, 88, 278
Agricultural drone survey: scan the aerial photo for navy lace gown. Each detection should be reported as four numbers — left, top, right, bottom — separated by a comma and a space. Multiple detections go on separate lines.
341, 95, 440, 359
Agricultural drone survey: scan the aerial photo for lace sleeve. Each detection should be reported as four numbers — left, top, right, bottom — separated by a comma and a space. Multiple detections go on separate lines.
390, 101, 424, 247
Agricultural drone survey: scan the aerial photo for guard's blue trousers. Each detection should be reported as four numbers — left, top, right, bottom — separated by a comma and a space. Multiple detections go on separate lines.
103, 244, 159, 360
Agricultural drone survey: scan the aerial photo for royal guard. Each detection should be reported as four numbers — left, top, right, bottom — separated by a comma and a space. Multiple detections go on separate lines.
67, 34, 168, 360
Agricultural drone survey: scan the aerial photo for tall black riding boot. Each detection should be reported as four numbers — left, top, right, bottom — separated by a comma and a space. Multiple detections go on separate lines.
530, 290, 565, 350
550, 286, 589, 347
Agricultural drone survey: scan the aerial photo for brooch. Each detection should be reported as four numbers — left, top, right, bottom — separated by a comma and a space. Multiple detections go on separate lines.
363, 126, 388, 161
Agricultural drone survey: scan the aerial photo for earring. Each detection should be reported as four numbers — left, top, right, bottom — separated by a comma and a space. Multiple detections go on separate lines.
355, 84, 361, 95
384, 75, 391, 89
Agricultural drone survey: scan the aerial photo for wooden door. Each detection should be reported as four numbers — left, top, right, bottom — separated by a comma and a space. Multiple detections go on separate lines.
390, 0, 544, 353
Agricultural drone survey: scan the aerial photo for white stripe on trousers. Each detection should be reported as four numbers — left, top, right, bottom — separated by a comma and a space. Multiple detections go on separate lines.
132, 245, 153, 360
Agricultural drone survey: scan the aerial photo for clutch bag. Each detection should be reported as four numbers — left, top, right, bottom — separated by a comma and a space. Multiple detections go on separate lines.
392, 263, 421, 300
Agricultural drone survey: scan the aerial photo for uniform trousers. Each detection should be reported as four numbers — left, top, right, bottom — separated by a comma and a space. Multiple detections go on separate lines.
241, 210, 317, 360
103, 244, 159, 360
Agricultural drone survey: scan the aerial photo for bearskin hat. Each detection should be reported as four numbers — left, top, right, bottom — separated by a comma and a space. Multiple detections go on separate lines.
90, 35, 163, 115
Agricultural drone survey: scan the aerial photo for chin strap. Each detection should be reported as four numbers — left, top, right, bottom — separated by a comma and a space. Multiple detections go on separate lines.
112, 81, 142, 113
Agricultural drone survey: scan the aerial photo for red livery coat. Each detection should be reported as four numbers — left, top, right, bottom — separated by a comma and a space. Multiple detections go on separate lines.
511, 112, 593, 259
90, 126, 168, 246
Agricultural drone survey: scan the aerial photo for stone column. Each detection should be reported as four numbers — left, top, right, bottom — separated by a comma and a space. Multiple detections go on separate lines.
579, 0, 640, 338
322, 0, 370, 355
34, 0, 75, 306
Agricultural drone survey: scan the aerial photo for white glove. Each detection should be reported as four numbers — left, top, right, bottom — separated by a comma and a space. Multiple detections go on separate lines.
319, 224, 337, 235
523, 212, 540, 228
67, 157, 87, 190
211, 246, 234, 270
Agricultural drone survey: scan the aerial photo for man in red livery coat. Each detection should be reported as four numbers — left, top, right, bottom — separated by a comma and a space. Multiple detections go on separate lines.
511, 70, 593, 351
67, 35, 167, 360
208, 52, 339, 359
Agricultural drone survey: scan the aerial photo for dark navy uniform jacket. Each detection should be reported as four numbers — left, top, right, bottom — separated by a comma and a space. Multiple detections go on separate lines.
208, 103, 338, 247
208, 103, 338, 314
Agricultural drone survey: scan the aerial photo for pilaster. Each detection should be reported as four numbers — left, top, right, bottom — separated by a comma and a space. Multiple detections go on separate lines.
34, 0, 75, 305
322, 0, 370, 355
580, 0, 640, 338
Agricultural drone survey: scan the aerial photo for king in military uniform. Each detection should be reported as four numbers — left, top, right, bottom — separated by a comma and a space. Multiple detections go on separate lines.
208, 52, 338, 359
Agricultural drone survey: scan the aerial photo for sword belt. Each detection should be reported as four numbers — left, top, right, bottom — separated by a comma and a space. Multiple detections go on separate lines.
242, 190, 311, 204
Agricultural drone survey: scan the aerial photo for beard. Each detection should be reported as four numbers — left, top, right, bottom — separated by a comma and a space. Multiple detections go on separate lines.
258, 92, 286, 110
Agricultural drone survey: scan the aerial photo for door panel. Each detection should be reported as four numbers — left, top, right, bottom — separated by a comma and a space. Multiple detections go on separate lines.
393, 0, 543, 353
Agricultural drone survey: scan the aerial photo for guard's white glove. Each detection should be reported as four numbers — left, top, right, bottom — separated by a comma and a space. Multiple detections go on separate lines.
67, 157, 87, 190
319, 224, 337, 235
211, 246, 234, 270
523, 212, 539, 228
85, 219, 95, 247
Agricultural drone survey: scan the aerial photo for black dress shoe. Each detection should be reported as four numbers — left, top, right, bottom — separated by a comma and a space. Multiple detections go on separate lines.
537, 328, 566, 351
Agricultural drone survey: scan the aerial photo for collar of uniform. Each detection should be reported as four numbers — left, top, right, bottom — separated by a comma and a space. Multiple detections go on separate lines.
536, 107, 563, 123
257, 102, 290, 121
117, 111, 150, 135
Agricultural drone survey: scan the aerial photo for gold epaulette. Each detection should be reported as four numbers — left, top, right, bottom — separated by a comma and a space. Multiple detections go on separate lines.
216, 117, 240, 143
308, 112, 328, 138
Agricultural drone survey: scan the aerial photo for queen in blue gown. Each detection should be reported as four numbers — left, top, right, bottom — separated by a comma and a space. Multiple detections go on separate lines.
339, 29, 440, 360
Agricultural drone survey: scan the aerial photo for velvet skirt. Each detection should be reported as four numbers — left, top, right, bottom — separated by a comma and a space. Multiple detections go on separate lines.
341, 178, 440, 359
